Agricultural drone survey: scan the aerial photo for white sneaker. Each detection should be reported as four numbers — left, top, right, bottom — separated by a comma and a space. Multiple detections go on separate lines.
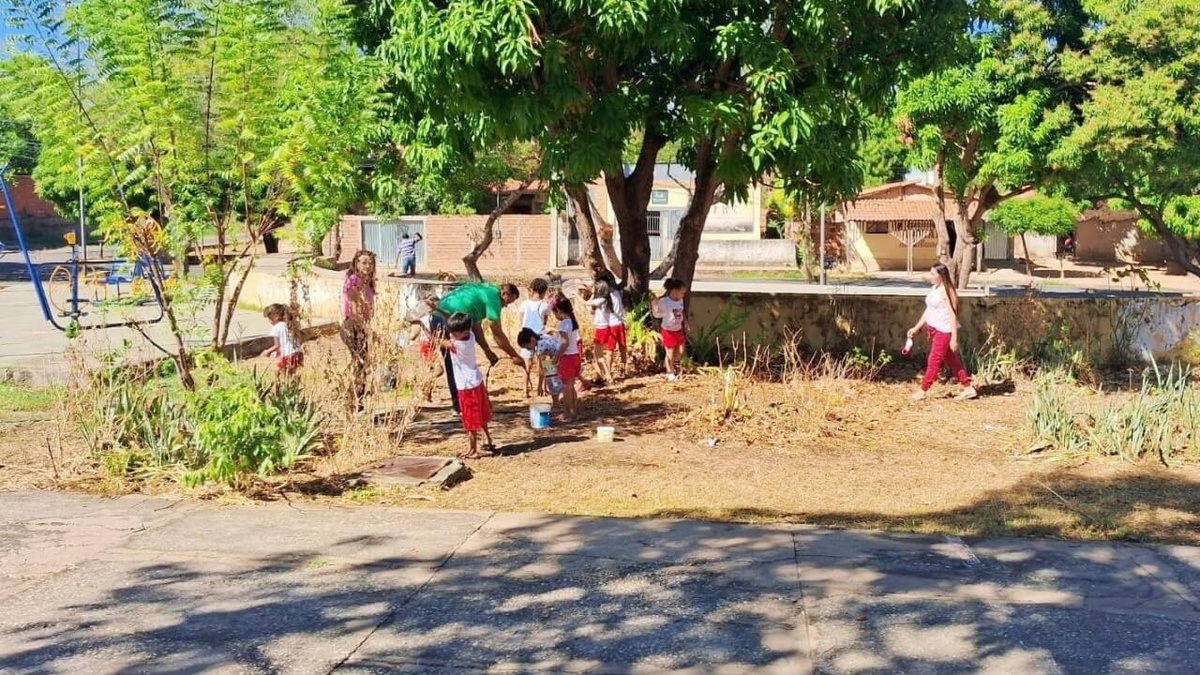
955, 386, 978, 401
910, 390, 927, 402
666, 373, 678, 383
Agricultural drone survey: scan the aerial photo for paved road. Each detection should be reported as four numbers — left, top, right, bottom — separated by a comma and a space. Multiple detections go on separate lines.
0, 278, 269, 385
2, 492, 1199, 673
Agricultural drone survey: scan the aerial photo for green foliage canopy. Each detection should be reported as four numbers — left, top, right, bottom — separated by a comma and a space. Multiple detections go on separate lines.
355, 0, 969, 295
895, 0, 1083, 286
1050, 0, 1200, 274
989, 195, 1079, 236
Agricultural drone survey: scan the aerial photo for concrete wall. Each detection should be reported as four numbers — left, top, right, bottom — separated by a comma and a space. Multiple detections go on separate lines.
1013, 233, 1058, 260
1075, 211, 1168, 266
688, 290, 1200, 366
325, 214, 555, 277
697, 239, 796, 267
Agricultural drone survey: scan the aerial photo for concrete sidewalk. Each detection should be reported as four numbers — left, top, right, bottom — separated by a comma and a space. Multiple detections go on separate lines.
2, 492, 1199, 673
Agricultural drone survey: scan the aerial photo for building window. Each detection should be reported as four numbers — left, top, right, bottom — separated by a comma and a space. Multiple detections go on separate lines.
646, 211, 662, 236
863, 222, 890, 234
650, 189, 669, 205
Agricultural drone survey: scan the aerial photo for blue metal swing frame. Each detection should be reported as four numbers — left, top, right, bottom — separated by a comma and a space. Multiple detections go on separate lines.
1, 165, 166, 332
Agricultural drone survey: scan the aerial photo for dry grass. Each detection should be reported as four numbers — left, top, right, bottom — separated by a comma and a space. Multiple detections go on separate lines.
3, 322, 1200, 545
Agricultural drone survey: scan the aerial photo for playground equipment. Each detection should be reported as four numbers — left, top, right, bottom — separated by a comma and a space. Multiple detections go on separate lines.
1, 166, 165, 332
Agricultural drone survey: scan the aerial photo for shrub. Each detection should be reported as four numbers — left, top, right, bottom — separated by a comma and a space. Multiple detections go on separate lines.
1027, 359, 1200, 464
688, 300, 748, 365
623, 300, 661, 369
78, 353, 324, 488
1027, 371, 1085, 453
1087, 362, 1200, 465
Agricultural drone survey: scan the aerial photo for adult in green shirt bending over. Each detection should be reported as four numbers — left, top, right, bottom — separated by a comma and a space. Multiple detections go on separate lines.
429, 283, 523, 412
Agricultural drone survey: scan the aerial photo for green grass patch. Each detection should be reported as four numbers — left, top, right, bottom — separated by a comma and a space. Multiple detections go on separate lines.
0, 382, 62, 413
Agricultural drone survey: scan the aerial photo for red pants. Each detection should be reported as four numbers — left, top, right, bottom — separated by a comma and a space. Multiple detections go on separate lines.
922, 327, 971, 391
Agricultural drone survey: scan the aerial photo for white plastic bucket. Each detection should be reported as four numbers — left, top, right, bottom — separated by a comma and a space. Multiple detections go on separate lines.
596, 426, 615, 443
529, 403, 552, 429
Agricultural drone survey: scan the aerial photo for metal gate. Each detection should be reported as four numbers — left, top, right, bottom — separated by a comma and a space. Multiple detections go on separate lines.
983, 223, 1009, 260
647, 210, 682, 261
361, 218, 426, 270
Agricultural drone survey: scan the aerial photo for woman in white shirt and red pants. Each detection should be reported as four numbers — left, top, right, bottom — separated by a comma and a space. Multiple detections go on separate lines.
907, 263, 977, 402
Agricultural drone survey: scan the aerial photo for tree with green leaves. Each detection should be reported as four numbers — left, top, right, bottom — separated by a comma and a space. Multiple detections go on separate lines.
896, 0, 1084, 288
0, 110, 38, 174
1, 0, 380, 387
352, 0, 968, 300
860, 116, 910, 189
989, 195, 1078, 277
1050, 0, 1200, 276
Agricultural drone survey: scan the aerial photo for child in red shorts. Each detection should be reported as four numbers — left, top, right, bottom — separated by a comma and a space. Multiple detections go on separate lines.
442, 312, 495, 459
651, 278, 688, 382
550, 297, 582, 421
262, 303, 304, 375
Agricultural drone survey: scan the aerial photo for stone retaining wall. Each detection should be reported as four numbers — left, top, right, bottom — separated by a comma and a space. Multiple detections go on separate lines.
688, 291, 1200, 366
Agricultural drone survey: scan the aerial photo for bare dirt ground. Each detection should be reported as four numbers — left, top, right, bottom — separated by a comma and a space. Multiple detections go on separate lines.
3, 335, 1199, 546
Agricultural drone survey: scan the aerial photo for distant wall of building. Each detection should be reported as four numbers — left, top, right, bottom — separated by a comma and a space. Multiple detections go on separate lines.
696, 239, 796, 267
0, 175, 72, 241
326, 214, 555, 277
1075, 210, 1167, 266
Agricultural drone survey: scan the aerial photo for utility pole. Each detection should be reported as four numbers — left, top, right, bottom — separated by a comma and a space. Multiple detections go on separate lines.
818, 203, 826, 286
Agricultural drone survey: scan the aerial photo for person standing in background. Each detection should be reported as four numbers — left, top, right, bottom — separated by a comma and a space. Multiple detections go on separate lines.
396, 231, 423, 278
341, 250, 377, 410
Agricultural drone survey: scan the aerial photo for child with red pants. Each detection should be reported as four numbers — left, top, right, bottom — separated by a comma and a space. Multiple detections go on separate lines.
907, 263, 977, 402
443, 312, 495, 458
651, 278, 688, 382
550, 297, 582, 421
262, 303, 304, 375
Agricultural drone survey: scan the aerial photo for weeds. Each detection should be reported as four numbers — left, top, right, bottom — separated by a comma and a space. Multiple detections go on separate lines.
1028, 358, 1200, 464
689, 300, 748, 365
1028, 371, 1084, 454
623, 300, 661, 370
72, 352, 325, 488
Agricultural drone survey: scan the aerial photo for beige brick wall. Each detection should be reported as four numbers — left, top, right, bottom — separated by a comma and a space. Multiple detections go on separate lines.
325, 214, 554, 278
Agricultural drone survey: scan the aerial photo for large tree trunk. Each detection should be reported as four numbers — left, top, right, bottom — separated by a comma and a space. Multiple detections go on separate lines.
667, 143, 722, 290
605, 129, 664, 302
463, 186, 527, 281
931, 150, 954, 274
953, 191, 994, 289
588, 199, 625, 279
566, 185, 612, 280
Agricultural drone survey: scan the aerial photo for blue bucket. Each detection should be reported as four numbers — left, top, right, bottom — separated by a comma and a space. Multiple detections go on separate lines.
529, 404, 552, 429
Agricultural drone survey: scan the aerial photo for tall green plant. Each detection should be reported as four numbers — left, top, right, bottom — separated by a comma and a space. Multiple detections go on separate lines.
1, 0, 381, 386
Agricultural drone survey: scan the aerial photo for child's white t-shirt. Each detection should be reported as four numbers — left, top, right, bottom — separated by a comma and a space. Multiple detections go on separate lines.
559, 318, 580, 355
607, 291, 625, 327
449, 333, 484, 390
588, 297, 611, 328
658, 296, 685, 332
520, 299, 549, 333
270, 322, 300, 357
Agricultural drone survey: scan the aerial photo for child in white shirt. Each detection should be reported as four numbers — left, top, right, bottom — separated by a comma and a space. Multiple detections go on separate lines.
262, 304, 303, 375
442, 312, 495, 459
518, 328, 566, 412
518, 278, 551, 397
651, 278, 687, 382
550, 297, 582, 421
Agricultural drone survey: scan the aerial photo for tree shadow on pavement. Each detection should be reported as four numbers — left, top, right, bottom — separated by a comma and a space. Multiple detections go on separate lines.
2, 470, 1199, 673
